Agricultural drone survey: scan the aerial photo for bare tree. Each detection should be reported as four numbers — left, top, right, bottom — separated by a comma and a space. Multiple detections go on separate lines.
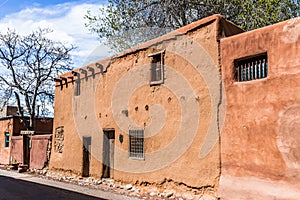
0, 28, 75, 130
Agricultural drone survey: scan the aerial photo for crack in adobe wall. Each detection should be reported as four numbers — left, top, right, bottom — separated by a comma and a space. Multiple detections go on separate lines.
43, 135, 52, 169
216, 40, 223, 188
115, 177, 217, 196
50, 167, 82, 176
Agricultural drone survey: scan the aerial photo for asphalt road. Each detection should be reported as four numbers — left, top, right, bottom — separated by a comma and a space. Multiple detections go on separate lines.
0, 174, 103, 200
0, 169, 139, 200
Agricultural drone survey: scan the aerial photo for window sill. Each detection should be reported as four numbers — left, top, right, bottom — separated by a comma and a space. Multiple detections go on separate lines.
129, 157, 145, 161
233, 76, 268, 84
150, 79, 164, 86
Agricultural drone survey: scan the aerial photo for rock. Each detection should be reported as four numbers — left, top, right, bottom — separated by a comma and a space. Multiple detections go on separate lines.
106, 179, 114, 185
165, 191, 174, 198
95, 180, 102, 185
199, 194, 216, 200
131, 187, 139, 192
119, 186, 125, 190
148, 188, 158, 193
149, 191, 157, 196
124, 184, 133, 190
182, 193, 194, 200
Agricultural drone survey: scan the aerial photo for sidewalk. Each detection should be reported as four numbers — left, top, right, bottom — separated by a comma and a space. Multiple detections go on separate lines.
0, 169, 140, 200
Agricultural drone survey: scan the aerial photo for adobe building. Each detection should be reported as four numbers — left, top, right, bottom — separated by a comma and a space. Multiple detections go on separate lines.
0, 106, 53, 169
219, 18, 300, 199
49, 14, 243, 196
50, 14, 300, 198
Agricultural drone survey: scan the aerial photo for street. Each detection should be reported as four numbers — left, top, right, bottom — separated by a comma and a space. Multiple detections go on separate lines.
0, 175, 102, 200
0, 169, 138, 200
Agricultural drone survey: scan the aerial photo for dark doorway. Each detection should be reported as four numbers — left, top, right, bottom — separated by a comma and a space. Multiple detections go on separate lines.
82, 136, 91, 177
102, 130, 115, 178
23, 135, 30, 167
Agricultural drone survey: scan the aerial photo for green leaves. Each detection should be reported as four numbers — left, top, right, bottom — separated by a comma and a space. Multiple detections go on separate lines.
85, 0, 299, 53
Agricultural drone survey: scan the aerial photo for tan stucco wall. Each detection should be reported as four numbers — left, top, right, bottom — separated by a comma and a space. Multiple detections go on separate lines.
220, 18, 300, 199
0, 118, 13, 164
50, 18, 226, 193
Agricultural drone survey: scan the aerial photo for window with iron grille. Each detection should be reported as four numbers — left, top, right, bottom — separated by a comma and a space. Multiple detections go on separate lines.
4, 132, 9, 148
149, 50, 165, 85
129, 129, 144, 159
235, 53, 268, 82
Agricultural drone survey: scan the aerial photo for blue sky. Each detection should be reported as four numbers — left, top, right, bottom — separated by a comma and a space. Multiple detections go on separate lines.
0, 0, 107, 18
0, 0, 109, 68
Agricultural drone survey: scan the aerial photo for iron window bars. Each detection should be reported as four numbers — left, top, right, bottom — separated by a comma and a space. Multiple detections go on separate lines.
235, 53, 268, 82
129, 129, 144, 159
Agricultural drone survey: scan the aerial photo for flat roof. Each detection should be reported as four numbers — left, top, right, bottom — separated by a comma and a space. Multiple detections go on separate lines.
59, 14, 243, 79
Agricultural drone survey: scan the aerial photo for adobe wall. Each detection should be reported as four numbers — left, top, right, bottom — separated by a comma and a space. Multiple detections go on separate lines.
0, 118, 13, 164
50, 18, 224, 194
219, 18, 300, 199
12, 117, 53, 135
34, 118, 53, 134
11, 134, 52, 168
12, 118, 27, 135
10, 136, 22, 164
30, 134, 52, 169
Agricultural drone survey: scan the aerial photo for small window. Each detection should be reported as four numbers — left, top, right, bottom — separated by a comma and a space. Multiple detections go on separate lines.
129, 129, 144, 159
4, 132, 9, 148
149, 50, 165, 85
235, 53, 268, 82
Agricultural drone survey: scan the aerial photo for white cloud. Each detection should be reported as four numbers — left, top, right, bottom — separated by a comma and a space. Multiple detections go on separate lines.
0, 2, 110, 68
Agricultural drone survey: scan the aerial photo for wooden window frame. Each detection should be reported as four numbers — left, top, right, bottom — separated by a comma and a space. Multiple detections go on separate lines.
148, 49, 165, 85
234, 53, 268, 82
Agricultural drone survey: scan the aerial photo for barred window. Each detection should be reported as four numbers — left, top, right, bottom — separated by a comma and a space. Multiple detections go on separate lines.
149, 50, 165, 85
129, 129, 144, 159
235, 53, 268, 82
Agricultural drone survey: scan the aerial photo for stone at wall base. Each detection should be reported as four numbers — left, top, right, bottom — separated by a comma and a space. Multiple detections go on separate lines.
18, 164, 28, 173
